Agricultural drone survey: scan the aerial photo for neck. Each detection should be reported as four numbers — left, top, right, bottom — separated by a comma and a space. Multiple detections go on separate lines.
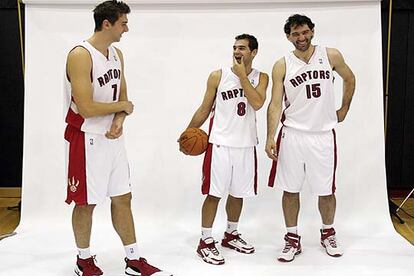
87, 33, 112, 56
294, 44, 315, 63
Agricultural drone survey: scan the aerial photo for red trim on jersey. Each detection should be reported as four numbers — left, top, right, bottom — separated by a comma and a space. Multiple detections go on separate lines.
201, 143, 213, 195
254, 147, 258, 195
65, 125, 88, 205
332, 129, 337, 194
65, 107, 85, 130
268, 127, 284, 187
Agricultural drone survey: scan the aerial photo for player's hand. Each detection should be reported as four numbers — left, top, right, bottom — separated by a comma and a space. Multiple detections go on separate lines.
123, 101, 134, 115
106, 117, 123, 139
232, 56, 247, 78
177, 132, 188, 155
336, 106, 349, 122
265, 138, 278, 161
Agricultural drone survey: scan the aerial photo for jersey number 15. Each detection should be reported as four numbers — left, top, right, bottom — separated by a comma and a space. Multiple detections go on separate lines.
306, 83, 321, 99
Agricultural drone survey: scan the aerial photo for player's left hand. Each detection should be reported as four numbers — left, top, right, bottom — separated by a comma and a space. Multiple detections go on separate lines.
232, 56, 247, 78
106, 120, 123, 139
336, 106, 349, 123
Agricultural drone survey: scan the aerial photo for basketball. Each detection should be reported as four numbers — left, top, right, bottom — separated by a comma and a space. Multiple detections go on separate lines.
179, 128, 208, 156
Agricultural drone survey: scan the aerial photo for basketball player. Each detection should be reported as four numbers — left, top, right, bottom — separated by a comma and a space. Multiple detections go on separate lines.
266, 14, 355, 262
64, 1, 171, 275
179, 34, 269, 265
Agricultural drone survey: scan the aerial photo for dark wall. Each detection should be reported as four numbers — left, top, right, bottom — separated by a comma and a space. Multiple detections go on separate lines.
383, 0, 414, 189
0, 0, 24, 187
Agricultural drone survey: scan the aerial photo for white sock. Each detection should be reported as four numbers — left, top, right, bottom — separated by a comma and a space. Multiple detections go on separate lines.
286, 226, 298, 234
226, 221, 238, 234
124, 243, 140, 260
201, 227, 212, 241
78, 247, 91, 259
322, 224, 334, 230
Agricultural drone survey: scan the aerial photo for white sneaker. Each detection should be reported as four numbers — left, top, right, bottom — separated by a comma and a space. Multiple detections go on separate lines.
277, 233, 302, 262
221, 230, 255, 254
196, 237, 225, 265
320, 228, 343, 257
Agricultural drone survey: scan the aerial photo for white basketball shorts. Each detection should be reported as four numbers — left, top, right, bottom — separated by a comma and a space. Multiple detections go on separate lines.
268, 126, 337, 196
202, 143, 257, 198
64, 125, 131, 205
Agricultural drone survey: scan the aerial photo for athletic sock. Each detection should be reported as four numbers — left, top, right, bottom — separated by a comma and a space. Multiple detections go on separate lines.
201, 227, 213, 241
286, 226, 298, 234
124, 243, 140, 260
78, 247, 91, 260
226, 221, 238, 234
322, 224, 334, 230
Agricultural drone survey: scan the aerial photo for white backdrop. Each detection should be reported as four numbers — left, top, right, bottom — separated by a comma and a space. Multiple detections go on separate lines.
0, 1, 413, 276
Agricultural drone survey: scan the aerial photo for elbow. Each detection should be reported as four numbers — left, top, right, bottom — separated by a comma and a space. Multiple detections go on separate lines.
252, 103, 263, 111
251, 98, 266, 111
77, 106, 94, 118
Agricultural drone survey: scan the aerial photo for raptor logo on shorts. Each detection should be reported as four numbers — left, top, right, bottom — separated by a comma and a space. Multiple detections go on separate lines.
68, 176, 80, 193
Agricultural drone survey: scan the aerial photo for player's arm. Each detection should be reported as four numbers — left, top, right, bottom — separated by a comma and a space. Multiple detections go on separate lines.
265, 58, 285, 161
66, 47, 133, 118
327, 48, 356, 122
186, 70, 221, 129
234, 57, 269, 110
106, 48, 129, 139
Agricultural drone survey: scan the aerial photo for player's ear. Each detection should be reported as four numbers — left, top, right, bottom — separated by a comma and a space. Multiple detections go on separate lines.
102, 19, 111, 30
252, 49, 258, 58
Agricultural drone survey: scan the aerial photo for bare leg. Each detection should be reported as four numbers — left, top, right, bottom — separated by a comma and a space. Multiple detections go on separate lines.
282, 191, 300, 227
72, 204, 96, 248
318, 194, 336, 225
111, 192, 136, 245
201, 195, 221, 228
225, 195, 243, 223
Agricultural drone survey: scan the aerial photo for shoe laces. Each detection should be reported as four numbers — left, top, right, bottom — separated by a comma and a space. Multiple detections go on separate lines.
282, 235, 299, 253
227, 231, 247, 245
326, 235, 338, 248
235, 234, 247, 245
206, 241, 220, 256
321, 228, 338, 248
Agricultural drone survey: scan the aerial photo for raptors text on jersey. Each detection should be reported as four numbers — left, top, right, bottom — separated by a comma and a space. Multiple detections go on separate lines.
282, 46, 337, 132
64, 41, 122, 134
208, 67, 261, 147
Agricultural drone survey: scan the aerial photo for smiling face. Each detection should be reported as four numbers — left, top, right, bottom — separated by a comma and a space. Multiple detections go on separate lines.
287, 24, 314, 52
233, 39, 257, 64
106, 13, 129, 42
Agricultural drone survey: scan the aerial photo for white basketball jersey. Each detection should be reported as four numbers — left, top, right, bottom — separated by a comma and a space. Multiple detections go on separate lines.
64, 41, 122, 134
282, 46, 337, 132
208, 67, 261, 147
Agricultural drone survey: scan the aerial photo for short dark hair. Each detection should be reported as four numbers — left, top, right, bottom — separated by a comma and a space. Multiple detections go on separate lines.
93, 0, 130, 32
284, 14, 315, 35
235, 34, 258, 51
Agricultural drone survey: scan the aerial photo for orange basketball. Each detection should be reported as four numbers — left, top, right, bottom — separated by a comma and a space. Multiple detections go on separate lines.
179, 128, 208, 156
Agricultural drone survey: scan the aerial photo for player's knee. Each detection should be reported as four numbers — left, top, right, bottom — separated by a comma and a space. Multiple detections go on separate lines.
111, 192, 132, 206
74, 204, 96, 214
283, 191, 299, 199
205, 195, 221, 204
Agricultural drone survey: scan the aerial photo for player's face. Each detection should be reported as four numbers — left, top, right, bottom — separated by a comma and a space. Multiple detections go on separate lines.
109, 14, 129, 42
233, 39, 256, 64
287, 24, 314, 52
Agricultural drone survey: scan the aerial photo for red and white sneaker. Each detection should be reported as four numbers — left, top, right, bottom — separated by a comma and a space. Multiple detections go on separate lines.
320, 228, 343, 257
74, 255, 103, 276
277, 233, 302, 262
221, 231, 255, 254
196, 237, 225, 265
125, 257, 172, 276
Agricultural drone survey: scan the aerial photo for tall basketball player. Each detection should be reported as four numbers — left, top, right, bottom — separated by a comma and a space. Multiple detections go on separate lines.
179, 34, 269, 265
266, 14, 356, 262
64, 1, 171, 275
